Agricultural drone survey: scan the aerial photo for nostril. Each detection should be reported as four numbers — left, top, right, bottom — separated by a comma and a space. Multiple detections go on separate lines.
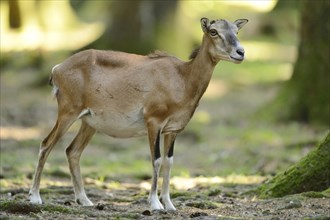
236, 49, 245, 57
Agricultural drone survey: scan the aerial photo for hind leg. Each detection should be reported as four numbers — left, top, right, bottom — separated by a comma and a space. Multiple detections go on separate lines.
65, 121, 95, 206
29, 113, 76, 204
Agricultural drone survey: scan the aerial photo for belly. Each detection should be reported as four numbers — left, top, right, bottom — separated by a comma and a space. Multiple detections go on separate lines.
81, 105, 194, 137
82, 108, 147, 138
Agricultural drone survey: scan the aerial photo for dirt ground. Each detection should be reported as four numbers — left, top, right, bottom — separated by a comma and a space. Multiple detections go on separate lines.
1, 179, 329, 219
1, 59, 329, 219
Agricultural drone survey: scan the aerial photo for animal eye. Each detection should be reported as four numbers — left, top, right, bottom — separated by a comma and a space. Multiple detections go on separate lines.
209, 29, 218, 36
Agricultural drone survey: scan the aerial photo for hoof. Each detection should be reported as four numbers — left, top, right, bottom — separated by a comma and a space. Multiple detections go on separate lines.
150, 198, 164, 211
76, 198, 93, 206
163, 201, 176, 211
29, 193, 43, 204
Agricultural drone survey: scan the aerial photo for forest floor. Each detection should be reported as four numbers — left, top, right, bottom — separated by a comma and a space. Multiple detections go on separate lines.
1, 179, 329, 219
1, 54, 329, 219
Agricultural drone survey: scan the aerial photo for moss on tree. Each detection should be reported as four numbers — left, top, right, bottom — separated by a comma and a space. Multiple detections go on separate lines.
257, 132, 330, 198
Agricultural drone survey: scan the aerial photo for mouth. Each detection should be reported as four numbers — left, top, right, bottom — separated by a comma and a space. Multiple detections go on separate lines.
230, 56, 244, 63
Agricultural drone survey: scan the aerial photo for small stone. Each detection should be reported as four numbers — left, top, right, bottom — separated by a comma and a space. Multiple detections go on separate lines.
311, 204, 322, 209
95, 203, 105, 210
262, 209, 271, 215
152, 209, 167, 215
190, 212, 208, 218
281, 200, 302, 209
64, 201, 71, 206
142, 210, 152, 216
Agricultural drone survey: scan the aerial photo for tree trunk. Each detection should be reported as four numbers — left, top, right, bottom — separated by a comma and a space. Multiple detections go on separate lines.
272, 0, 299, 11
257, 132, 330, 198
270, 0, 330, 125
84, 1, 177, 54
8, 0, 21, 29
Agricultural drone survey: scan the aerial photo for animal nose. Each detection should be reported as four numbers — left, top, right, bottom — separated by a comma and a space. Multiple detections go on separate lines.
236, 48, 245, 57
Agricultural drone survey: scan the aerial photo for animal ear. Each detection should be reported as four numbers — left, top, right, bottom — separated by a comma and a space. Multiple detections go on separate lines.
234, 19, 248, 30
200, 17, 210, 33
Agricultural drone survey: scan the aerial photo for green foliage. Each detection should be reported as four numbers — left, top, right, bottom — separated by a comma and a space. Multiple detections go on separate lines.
207, 187, 222, 196
170, 190, 197, 199
0, 200, 73, 214
47, 168, 71, 179
301, 191, 329, 198
185, 201, 219, 209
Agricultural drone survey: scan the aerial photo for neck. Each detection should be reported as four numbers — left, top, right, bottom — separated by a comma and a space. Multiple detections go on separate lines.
185, 35, 218, 102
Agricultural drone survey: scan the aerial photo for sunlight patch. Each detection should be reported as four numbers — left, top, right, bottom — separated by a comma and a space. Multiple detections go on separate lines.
244, 41, 297, 62
170, 175, 266, 190
204, 80, 229, 99
222, 0, 277, 12
0, 126, 41, 140
139, 175, 266, 191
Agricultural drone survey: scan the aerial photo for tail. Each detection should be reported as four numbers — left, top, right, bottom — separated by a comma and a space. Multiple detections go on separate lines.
49, 74, 54, 86
50, 64, 61, 96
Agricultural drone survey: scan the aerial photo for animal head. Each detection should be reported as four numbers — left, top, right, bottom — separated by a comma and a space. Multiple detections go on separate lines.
201, 17, 248, 63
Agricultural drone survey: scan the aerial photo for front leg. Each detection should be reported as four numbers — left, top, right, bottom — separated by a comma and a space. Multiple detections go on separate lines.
161, 133, 176, 211
147, 123, 164, 211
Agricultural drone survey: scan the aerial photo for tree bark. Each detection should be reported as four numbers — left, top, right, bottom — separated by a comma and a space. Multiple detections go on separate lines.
270, 0, 330, 125
257, 132, 330, 198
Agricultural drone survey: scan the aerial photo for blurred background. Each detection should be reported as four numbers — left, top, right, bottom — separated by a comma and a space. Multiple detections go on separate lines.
0, 0, 329, 187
